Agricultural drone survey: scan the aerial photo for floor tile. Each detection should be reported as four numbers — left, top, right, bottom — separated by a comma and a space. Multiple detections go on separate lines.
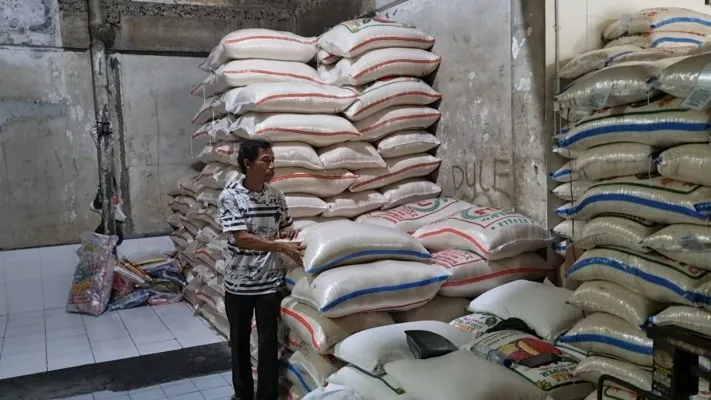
129, 387, 167, 400
6, 314, 44, 328
47, 342, 93, 360
130, 330, 175, 346
47, 325, 88, 340
91, 336, 140, 363
8, 310, 44, 321
168, 393, 204, 400
44, 307, 67, 317
85, 313, 130, 342
1, 336, 46, 355
4, 322, 45, 338
176, 334, 223, 349
47, 333, 90, 350
48, 352, 95, 371
94, 390, 129, 399
161, 379, 199, 397
0, 359, 46, 379
59, 395, 94, 400
0, 349, 46, 367
136, 339, 181, 356
168, 325, 215, 341
200, 385, 233, 400
46, 312, 85, 331
2, 333, 46, 348
190, 374, 228, 391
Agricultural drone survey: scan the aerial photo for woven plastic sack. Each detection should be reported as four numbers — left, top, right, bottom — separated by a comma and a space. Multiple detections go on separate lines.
169, 195, 197, 215
285, 267, 307, 292
556, 176, 711, 226
316, 49, 339, 65
270, 168, 358, 197
67, 232, 119, 316
391, 296, 469, 323
553, 146, 586, 160
376, 130, 440, 158
654, 53, 711, 99
196, 187, 220, 207
191, 60, 323, 97
658, 144, 711, 187
379, 179, 441, 210
605, 32, 708, 49
349, 154, 441, 192
292, 260, 450, 318
574, 356, 652, 392
167, 213, 183, 229
280, 296, 394, 354
318, 18, 435, 58
271, 142, 323, 171
301, 220, 430, 274
326, 366, 407, 400
603, 8, 711, 40
318, 142, 386, 170
466, 280, 582, 342
559, 45, 643, 80
583, 387, 647, 400
449, 312, 503, 338
344, 78, 441, 121
559, 313, 653, 366
286, 348, 341, 392
575, 215, 659, 253
648, 306, 711, 337
553, 220, 587, 240
177, 173, 200, 197
219, 82, 356, 115
552, 181, 593, 202
197, 162, 242, 190
642, 224, 711, 270
569, 281, 664, 327
285, 194, 329, 218
567, 247, 711, 305
414, 206, 551, 260
227, 113, 360, 147
191, 96, 227, 125
292, 216, 348, 232
199, 29, 318, 70
433, 249, 552, 298
322, 191, 387, 218
356, 197, 471, 233
354, 106, 441, 141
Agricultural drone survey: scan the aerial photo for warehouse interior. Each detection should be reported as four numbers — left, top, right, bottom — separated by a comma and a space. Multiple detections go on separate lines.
2, 0, 711, 399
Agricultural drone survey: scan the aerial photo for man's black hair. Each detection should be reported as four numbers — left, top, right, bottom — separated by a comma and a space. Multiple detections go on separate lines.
237, 138, 273, 173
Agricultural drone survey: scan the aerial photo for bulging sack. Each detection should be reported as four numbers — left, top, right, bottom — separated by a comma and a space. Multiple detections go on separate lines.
197, 162, 242, 190
227, 113, 361, 147
555, 176, 711, 226
291, 260, 450, 318
657, 144, 711, 187
433, 250, 552, 298
552, 220, 587, 240
575, 215, 659, 253
568, 281, 664, 327
318, 18, 435, 58
390, 296, 470, 323
605, 32, 709, 49
316, 49, 339, 65
355, 106, 441, 142
220, 82, 357, 115
349, 153, 440, 192
574, 356, 652, 392
322, 190, 387, 218
286, 348, 341, 392
270, 168, 358, 197
301, 220, 430, 274
356, 196, 472, 233
449, 312, 504, 338
653, 52, 711, 99
285, 194, 329, 218
413, 206, 551, 260
648, 306, 711, 337
169, 196, 198, 215
567, 247, 711, 305
285, 267, 307, 292
552, 181, 594, 202
642, 224, 711, 270
326, 366, 407, 400
555, 97, 711, 151
379, 179, 442, 210
376, 130, 441, 158
273, 142, 323, 170
317, 142, 386, 170
603, 8, 711, 40
343, 78, 441, 121
559, 45, 643, 80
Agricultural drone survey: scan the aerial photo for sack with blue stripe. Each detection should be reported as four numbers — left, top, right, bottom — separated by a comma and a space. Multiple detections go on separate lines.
648, 305, 711, 337
555, 175, 711, 226
560, 45, 679, 80
568, 281, 664, 328
574, 215, 659, 254
285, 348, 342, 394
555, 97, 711, 151
603, 8, 711, 40
605, 32, 709, 49
566, 247, 711, 305
552, 181, 594, 202
654, 52, 711, 99
559, 313, 653, 367
657, 144, 711, 188
549, 143, 657, 183
302, 220, 430, 275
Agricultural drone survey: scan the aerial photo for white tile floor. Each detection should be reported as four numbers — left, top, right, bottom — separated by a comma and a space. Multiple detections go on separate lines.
57, 371, 234, 400
0, 303, 226, 380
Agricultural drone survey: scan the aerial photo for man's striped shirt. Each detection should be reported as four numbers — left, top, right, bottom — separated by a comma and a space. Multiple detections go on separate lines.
218, 179, 293, 295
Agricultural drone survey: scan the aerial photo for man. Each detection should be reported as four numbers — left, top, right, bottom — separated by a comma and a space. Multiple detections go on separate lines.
219, 138, 304, 400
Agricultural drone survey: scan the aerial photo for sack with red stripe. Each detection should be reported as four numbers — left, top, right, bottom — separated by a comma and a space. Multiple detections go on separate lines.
379, 179, 442, 210
193, 206, 219, 231
318, 18, 435, 58
191, 60, 324, 97
286, 194, 329, 218
192, 96, 227, 125
349, 153, 441, 192
432, 249, 552, 297
167, 212, 183, 229
322, 191, 387, 218
320, 48, 440, 87
356, 197, 472, 234
196, 162, 242, 189
178, 174, 200, 198
285, 348, 343, 393
273, 142, 323, 170
270, 168, 358, 197
227, 113, 361, 147
221, 82, 357, 115
343, 77, 441, 121
413, 206, 551, 260
317, 49, 340, 65
169, 196, 197, 215
354, 106, 441, 141
318, 142, 386, 170
376, 130, 440, 158
390, 296, 469, 323
280, 297, 394, 354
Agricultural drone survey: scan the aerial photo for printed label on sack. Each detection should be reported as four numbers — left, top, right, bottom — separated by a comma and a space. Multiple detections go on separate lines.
433, 249, 485, 269
340, 17, 413, 33
682, 63, 711, 110
367, 197, 459, 223
453, 207, 538, 230
450, 312, 502, 337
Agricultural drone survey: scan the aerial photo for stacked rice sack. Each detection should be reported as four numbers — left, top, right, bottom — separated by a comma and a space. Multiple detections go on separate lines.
552, 8, 711, 397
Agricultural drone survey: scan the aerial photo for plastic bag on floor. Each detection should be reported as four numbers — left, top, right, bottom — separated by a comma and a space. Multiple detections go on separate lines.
107, 289, 151, 312
67, 232, 119, 316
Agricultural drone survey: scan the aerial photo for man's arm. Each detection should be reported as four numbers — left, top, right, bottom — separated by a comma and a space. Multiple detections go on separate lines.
277, 192, 297, 240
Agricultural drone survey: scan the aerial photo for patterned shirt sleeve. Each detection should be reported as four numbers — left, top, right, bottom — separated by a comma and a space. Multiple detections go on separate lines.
219, 190, 247, 233
278, 192, 293, 230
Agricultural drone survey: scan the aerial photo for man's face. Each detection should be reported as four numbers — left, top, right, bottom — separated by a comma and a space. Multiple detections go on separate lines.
246, 148, 275, 183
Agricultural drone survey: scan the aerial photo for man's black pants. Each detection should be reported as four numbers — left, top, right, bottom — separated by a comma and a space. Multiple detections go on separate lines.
225, 291, 281, 400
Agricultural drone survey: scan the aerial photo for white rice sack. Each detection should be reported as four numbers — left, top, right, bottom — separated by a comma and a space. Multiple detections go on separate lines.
376, 130, 441, 158
584, 387, 644, 400
603, 8, 711, 40
227, 113, 361, 147
285, 267, 307, 292
292, 216, 348, 232
301, 220, 430, 274
559, 313, 653, 366
316, 49, 339, 65
178, 173, 200, 198
606, 32, 708, 49
553, 220, 587, 240
270, 168, 358, 197
192, 118, 231, 141
467, 280, 583, 342
384, 350, 547, 400
286, 348, 341, 392
555, 176, 711, 226
318, 18, 435, 58
272, 142, 323, 171
575, 215, 659, 253
285, 194, 329, 218
390, 296, 469, 323
642, 224, 711, 270
196, 163, 242, 190
648, 306, 711, 337
657, 144, 711, 187
199, 29, 318, 70
449, 312, 503, 338
566, 247, 711, 305
466, 330, 595, 400
321, 48, 440, 87
318, 142, 386, 170
356, 197, 472, 233
327, 366, 408, 400
413, 206, 551, 260
219, 82, 357, 115
292, 260, 450, 318
354, 106, 441, 141
191, 60, 324, 97
191, 96, 227, 125
555, 97, 711, 151
553, 240, 569, 258
574, 356, 652, 392
654, 53, 711, 99
555, 59, 678, 111
349, 154, 441, 192
343, 78, 441, 121
559, 45, 643, 80
552, 181, 594, 202
569, 281, 664, 327
195, 145, 215, 164
434, 250, 552, 298
693, 282, 711, 310
167, 213, 183, 229
322, 191, 387, 218
169, 196, 197, 215
333, 321, 473, 375
280, 296, 394, 354
379, 179, 442, 210
553, 146, 587, 159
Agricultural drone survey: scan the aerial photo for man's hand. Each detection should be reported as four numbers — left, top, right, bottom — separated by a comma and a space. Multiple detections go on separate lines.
279, 228, 298, 240
279, 241, 305, 267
